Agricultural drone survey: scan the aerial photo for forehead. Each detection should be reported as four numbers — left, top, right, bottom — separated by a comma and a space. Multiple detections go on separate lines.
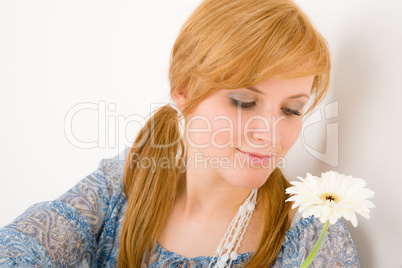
244, 76, 314, 98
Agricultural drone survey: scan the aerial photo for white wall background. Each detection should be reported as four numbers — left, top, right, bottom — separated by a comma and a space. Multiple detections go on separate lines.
0, 0, 401, 267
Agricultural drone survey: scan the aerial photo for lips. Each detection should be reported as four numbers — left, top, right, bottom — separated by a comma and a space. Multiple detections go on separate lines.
237, 149, 273, 165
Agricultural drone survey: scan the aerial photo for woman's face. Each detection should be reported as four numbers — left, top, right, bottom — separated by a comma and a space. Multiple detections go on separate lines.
181, 75, 314, 189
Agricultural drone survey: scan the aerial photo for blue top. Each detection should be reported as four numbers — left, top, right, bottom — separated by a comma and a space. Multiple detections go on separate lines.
0, 149, 360, 267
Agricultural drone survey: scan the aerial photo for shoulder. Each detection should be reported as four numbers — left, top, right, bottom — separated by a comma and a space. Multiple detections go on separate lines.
96, 147, 129, 197
59, 148, 129, 203
58, 148, 129, 231
274, 216, 360, 267
0, 149, 130, 267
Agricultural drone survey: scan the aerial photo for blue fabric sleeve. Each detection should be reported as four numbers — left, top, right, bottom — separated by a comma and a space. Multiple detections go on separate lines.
0, 149, 128, 268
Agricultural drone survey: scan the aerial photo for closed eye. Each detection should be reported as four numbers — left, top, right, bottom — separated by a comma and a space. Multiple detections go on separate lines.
281, 107, 301, 117
230, 98, 256, 109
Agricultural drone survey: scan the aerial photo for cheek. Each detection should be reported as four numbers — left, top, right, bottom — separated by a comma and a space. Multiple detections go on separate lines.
205, 105, 238, 149
281, 120, 303, 151
186, 116, 213, 148
211, 118, 237, 148
186, 111, 235, 151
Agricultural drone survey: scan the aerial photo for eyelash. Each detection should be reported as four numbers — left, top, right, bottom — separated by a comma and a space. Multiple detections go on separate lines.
230, 98, 301, 117
281, 107, 301, 117
230, 98, 255, 109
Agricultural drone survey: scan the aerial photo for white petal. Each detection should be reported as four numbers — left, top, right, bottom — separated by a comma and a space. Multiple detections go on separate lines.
329, 213, 339, 224
350, 211, 358, 227
318, 215, 328, 224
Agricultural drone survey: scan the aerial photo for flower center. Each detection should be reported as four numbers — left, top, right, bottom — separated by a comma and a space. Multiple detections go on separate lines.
320, 193, 339, 202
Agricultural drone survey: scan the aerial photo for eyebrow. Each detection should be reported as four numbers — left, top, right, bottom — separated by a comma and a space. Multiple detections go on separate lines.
246, 87, 310, 99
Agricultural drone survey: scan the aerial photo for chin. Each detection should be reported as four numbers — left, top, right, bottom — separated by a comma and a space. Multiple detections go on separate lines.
229, 173, 271, 189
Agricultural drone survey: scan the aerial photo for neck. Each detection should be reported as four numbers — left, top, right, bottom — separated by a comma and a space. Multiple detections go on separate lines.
175, 165, 255, 221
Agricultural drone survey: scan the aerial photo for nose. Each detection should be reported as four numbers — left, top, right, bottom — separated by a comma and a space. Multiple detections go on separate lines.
247, 115, 283, 149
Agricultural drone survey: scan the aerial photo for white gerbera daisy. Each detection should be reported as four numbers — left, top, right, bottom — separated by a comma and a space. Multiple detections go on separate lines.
286, 171, 375, 227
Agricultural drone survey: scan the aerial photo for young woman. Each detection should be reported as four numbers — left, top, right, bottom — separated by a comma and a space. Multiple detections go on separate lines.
0, 0, 360, 267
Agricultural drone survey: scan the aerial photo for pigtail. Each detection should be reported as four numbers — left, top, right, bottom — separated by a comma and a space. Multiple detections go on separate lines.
118, 104, 185, 268
244, 168, 293, 267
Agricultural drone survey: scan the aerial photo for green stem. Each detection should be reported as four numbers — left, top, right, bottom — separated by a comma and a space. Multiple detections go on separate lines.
300, 220, 329, 268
